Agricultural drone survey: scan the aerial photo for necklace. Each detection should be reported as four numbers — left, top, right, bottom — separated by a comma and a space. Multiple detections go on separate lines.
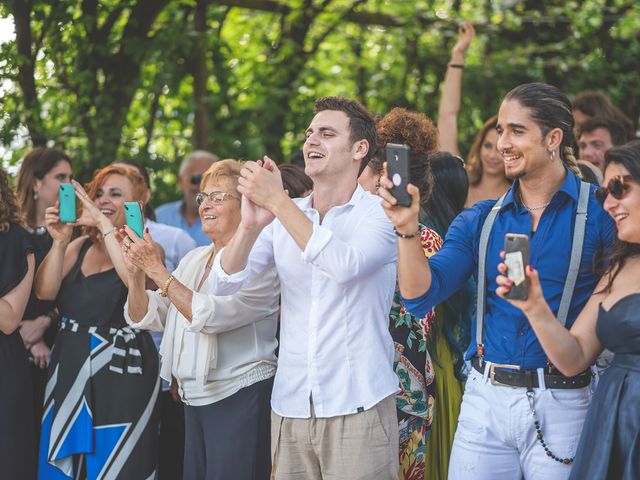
520, 191, 550, 212
26, 225, 48, 236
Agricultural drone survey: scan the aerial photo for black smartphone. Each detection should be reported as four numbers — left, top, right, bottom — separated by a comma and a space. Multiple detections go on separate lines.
504, 233, 530, 301
385, 143, 411, 207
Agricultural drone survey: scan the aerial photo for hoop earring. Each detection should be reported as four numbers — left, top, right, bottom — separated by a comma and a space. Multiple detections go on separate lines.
548, 150, 556, 161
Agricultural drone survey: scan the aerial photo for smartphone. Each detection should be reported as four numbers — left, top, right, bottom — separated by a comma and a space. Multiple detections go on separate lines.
59, 184, 76, 223
385, 143, 411, 207
124, 202, 144, 238
504, 233, 530, 301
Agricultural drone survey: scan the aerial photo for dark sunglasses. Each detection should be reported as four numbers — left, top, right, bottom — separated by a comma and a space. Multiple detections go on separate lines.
595, 175, 634, 205
190, 174, 202, 186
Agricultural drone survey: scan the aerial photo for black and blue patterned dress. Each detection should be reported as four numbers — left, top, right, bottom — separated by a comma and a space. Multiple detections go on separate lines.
39, 238, 160, 479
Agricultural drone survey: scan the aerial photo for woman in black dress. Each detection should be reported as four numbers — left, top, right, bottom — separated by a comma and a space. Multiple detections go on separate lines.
0, 167, 37, 479
496, 140, 640, 479
15, 148, 73, 450
36, 165, 159, 479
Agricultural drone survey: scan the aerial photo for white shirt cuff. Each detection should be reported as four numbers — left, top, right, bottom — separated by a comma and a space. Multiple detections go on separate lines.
301, 223, 333, 264
187, 291, 214, 333
123, 291, 165, 331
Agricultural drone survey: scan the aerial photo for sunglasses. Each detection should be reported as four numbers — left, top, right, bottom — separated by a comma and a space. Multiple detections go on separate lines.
190, 174, 203, 186
595, 175, 634, 205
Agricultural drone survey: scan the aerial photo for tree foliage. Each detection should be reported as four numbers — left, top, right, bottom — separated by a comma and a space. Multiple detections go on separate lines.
1, 0, 639, 203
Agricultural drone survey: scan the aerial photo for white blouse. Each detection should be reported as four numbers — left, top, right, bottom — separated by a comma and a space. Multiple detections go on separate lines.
125, 245, 280, 406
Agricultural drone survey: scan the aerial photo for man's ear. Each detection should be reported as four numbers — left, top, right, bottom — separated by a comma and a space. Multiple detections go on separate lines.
353, 139, 369, 161
546, 127, 563, 151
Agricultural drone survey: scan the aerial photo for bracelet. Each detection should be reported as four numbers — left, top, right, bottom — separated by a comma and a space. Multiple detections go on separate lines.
102, 226, 118, 238
160, 275, 175, 297
394, 226, 421, 239
448, 63, 464, 69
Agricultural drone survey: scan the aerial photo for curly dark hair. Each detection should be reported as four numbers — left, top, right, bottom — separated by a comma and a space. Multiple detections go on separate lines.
0, 167, 24, 232
373, 107, 439, 202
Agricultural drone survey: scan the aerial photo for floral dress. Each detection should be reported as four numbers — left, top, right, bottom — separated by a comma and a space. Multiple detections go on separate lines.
390, 226, 444, 480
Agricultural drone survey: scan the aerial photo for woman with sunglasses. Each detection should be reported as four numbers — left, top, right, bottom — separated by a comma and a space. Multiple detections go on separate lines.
122, 160, 279, 480
496, 140, 640, 479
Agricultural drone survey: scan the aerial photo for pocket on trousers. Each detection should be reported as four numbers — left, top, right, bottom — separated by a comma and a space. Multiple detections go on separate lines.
546, 386, 591, 408
367, 398, 392, 444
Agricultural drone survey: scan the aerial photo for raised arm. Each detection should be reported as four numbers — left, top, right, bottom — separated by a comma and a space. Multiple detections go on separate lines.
438, 22, 475, 156
378, 179, 432, 298
35, 203, 81, 300
0, 254, 34, 334
496, 262, 605, 377
72, 180, 130, 286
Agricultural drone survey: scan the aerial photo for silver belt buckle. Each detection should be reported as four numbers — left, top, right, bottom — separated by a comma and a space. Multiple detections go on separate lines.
489, 363, 521, 387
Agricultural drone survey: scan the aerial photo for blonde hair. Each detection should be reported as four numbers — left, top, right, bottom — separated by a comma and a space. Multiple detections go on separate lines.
200, 159, 243, 192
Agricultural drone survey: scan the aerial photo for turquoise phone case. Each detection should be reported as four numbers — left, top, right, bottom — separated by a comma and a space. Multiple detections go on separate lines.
124, 202, 144, 238
59, 184, 76, 223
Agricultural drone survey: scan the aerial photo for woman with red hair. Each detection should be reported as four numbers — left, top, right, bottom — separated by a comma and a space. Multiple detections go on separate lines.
35, 165, 159, 479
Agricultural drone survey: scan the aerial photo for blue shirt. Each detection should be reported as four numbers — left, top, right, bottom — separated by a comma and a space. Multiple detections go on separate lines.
403, 171, 616, 369
155, 200, 210, 246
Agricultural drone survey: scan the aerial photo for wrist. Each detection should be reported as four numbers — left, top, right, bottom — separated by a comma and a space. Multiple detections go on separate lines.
39, 314, 52, 329
450, 51, 466, 63
97, 218, 114, 234
52, 238, 70, 249
394, 224, 421, 238
522, 301, 549, 320
269, 191, 292, 217
148, 266, 170, 287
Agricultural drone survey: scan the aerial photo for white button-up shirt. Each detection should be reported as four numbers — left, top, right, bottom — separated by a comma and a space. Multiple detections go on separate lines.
210, 185, 399, 418
125, 246, 280, 406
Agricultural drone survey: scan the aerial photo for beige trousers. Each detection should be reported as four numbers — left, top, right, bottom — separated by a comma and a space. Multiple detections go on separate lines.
270, 395, 399, 480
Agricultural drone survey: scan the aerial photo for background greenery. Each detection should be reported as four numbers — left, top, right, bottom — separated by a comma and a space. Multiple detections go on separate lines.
1, 0, 639, 204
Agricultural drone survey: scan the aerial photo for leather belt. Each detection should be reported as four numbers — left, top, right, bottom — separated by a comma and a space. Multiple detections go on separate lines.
472, 358, 591, 389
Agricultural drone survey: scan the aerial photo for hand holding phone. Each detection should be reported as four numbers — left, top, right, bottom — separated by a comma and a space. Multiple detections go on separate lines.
59, 184, 77, 223
124, 202, 144, 238
503, 233, 530, 301
385, 143, 411, 207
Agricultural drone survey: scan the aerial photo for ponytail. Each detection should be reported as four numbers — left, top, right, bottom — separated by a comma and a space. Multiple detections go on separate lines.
562, 146, 581, 178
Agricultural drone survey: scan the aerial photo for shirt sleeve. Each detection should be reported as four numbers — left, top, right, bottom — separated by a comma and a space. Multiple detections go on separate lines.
209, 222, 276, 295
300, 202, 397, 285
188, 267, 279, 334
124, 289, 171, 332
402, 206, 480, 318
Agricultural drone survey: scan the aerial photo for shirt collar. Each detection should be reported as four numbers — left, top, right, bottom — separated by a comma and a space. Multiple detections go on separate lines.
301, 184, 365, 212
501, 168, 580, 210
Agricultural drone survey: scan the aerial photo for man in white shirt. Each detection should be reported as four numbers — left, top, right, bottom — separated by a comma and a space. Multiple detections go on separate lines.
209, 97, 400, 479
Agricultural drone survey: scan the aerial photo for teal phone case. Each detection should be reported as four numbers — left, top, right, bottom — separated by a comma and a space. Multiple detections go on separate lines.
124, 202, 144, 238
59, 184, 76, 223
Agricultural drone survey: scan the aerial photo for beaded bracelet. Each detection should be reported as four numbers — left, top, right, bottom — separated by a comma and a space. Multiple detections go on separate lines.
394, 226, 421, 239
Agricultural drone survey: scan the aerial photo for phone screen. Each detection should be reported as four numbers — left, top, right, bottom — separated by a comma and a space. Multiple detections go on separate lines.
504, 233, 530, 301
